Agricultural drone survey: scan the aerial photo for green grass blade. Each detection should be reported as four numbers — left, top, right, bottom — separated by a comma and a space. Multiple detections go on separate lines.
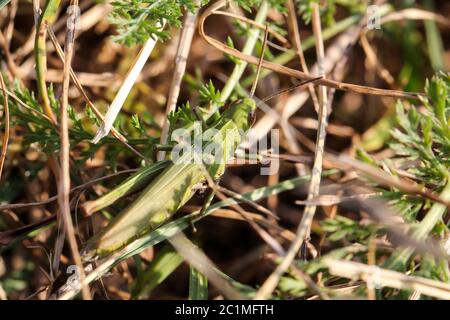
189, 267, 208, 300
423, 0, 445, 71
131, 244, 183, 299
0, 0, 11, 10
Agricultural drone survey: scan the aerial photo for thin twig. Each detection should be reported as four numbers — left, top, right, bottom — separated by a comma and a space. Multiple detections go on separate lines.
0, 29, 21, 79
218, 186, 278, 220
0, 73, 10, 181
59, 0, 91, 300
249, 24, 268, 98
5, 0, 18, 45
360, 8, 450, 88
213, 10, 289, 46
286, 0, 320, 113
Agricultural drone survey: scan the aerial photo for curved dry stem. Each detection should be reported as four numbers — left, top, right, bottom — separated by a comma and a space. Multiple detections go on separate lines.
199, 0, 423, 100
213, 10, 289, 46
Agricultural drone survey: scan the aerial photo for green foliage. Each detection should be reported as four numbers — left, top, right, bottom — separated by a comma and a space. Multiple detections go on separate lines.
321, 215, 375, 242
1, 80, 155, 167
390, 72, 450, 187
199, 80, 222, 106
358, 73, 450, 221
167, 101, 196, 131
109, 0, 287, 46
110, 0, 199, 46
131, 114, 146, 135
235, 0, 286, 13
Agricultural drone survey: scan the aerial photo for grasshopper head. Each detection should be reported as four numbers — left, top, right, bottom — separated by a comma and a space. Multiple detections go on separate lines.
222, 97, 256, 132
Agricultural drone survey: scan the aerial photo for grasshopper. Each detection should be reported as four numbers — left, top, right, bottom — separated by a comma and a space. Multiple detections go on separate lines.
80, 26, 321, 260
81, 97, 258, 260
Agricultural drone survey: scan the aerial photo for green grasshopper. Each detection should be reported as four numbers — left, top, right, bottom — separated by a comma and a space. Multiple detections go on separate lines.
81, 97, 258, 260
81, 30, 321, 260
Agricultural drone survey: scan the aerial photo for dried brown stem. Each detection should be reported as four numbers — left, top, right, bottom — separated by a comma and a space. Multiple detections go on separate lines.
199, 0, 423, 100
58, 0, 91, 300
0, 73, 10, 181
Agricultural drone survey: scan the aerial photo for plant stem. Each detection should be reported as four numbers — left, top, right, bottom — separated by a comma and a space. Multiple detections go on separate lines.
59, 0, 91, 300
34, 0, 61, 124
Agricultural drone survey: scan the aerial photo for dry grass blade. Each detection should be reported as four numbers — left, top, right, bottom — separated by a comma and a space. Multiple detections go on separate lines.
47, 29, 149, 162
286, 0, 320, 113
0, 28, 21, 79
92, 25, 164, 143
324, 259, 450, 300
200, 164, 286, 256
252, 22, 363, 143
58, 1, 91, 300
380, 8, 450, 26
5, 0, 18, 45
266, 151, 450, 208
218, 186, 278, 220
295, 193, 379, 206
199, 0, 423, 100
158, 3, 199, 161
0, 73, 10, 181
208, 208, 294, 242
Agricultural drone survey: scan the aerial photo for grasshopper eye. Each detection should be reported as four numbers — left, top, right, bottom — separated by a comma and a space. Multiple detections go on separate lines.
248, 108, 256, 127
221, 99, 242, 113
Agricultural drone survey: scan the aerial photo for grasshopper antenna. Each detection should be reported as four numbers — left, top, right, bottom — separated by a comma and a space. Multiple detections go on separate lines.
259, 75, 324, 105
249, 24, 269, 99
